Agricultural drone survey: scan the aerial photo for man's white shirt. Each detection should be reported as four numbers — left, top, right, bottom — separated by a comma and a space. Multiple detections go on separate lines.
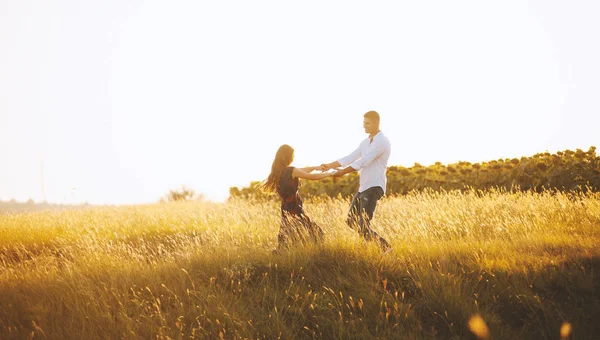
337, 131, 391, 194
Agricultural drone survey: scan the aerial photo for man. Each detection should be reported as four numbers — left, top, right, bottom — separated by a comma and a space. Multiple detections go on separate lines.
320, 110, 392, 251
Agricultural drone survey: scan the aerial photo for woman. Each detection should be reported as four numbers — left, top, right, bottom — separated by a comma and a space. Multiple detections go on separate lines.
263, 144, 334, 250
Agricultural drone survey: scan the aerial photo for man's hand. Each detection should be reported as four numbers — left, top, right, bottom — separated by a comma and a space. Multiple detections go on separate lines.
333, 166, 356, 177
320, 161, 342, 172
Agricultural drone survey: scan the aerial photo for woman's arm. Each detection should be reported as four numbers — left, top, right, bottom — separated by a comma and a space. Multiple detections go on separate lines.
300, 166, 321, 173
292, 168, 334, 180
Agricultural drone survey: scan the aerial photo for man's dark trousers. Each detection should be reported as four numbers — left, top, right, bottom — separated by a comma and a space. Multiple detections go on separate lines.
346, 186, 390, 250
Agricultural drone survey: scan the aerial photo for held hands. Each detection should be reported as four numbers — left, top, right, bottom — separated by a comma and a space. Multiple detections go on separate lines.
322, 169, 342, 178
314, 163, 346, 178
307, 164, 333, 173
319, 162, 347, 176
319, 163, 331, 171
321, 169, 345, 178
306, 163, 347, 178
310, 166, 335, 176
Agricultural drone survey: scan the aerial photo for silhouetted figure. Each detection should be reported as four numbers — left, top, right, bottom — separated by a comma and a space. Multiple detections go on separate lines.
263, 144, 334, 251
321, 110, 392, 252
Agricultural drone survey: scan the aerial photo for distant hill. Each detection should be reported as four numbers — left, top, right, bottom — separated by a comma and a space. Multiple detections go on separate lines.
230, 146, 600, 200
0, 200, 92, 214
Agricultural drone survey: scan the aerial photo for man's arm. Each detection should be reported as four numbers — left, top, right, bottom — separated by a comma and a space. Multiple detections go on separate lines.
321, 144, 361, 170
319, 161, 341, 171
349, 139, 388, 170
333, 166, 356, 177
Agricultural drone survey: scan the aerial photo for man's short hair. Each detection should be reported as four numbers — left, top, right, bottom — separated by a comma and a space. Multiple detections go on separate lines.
364, 110, 380, 122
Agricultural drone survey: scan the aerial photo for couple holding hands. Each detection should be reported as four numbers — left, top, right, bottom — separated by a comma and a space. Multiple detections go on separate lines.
263, 110, 392, 253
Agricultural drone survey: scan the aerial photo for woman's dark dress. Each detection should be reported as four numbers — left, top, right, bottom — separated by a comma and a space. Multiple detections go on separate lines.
277, 167, 324, 248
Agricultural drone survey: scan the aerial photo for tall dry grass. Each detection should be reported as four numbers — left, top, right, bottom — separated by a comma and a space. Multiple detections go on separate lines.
1, 189, 599, 339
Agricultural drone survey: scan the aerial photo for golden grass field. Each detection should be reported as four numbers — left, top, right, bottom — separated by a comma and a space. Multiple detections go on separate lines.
1, 189, 599, 339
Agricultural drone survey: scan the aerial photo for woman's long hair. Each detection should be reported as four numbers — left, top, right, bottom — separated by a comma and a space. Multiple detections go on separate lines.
263, 144, 294, 193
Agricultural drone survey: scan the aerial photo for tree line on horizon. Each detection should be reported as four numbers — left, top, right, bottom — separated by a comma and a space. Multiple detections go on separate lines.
229, 146, 600, 200
0, 199, 91, 213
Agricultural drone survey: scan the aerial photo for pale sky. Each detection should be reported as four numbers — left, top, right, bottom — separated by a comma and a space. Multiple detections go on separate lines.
1, 1, 599, 205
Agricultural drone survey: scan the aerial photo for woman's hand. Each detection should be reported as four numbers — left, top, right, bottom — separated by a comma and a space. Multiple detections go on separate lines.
293, 168, 335, 180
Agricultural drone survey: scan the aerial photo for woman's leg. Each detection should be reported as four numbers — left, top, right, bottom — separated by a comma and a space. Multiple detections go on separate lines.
304, 217, 324, 243
277, 216, 294, 249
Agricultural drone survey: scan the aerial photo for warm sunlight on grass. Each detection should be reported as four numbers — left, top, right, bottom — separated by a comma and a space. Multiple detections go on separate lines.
1, 190, 599, 338
468, 314, 489, 340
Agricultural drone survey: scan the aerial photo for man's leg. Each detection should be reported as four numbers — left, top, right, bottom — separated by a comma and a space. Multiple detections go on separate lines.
356, 187, 391, 251
346, 192, 361, 230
